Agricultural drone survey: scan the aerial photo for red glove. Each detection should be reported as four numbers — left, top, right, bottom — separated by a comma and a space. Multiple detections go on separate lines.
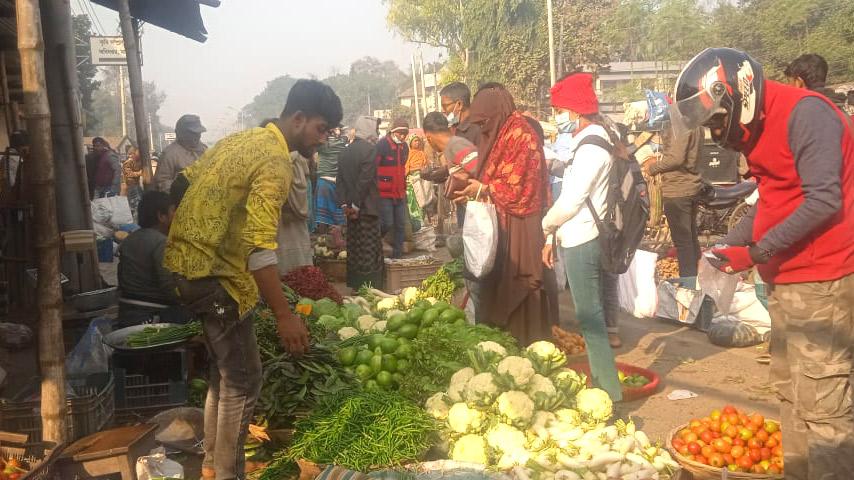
709, 245, 768, 273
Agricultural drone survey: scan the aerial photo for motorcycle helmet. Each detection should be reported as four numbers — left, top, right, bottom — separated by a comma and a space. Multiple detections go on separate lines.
671, 48, 765, 151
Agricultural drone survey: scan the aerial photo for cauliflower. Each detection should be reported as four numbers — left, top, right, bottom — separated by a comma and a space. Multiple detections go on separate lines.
527, 374, 559, 410
337, 326, 360, 340
575, 388, 613, 423
496, 449, 531, 470
485, 423, 527, 453
477, 341, 508, 357
425, 392, 451, 420
554, 408, 582, 427
495, 356, 535, 388
356, 315, 377, 332
448, 402, 485, 434
337, 250, 347, 260
370, 320, 387, 332
552, 369, 587, 396
525, 341, 567, 376
469, 341, 509, 372
530, 411, 557, 440
447, 367, 475, 402
375, 297, 398, 311
450, 434, 488, 465
495, 390, 535, 428
400, 287, 419, 307
463, 372, 500, 407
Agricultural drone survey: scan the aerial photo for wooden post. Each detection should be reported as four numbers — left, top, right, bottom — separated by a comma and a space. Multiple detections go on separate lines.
117, 0, 152, 184
16, 0, 67, 444
0, 52, 13, 139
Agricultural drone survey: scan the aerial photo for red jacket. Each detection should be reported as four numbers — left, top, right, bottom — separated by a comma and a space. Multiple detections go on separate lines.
375, 135, 408, 199
748, 81, 854, 284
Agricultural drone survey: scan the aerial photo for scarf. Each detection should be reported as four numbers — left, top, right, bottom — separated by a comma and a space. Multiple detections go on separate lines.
468, 86, 516, 178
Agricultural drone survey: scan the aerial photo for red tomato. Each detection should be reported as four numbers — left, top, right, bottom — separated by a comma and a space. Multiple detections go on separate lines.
709, 420, 722, 433
749, 448, 762, 462
709, 453, 726, 468
730, 445, 745, 458
760, 447, 772, 460
772, 445, 783, 457
701, 431, 715, 444
710, 409, 722, 420
747, 422, 761, 434
701, 417, 712, 425
770, 456, 784, 468
722, 405, 737, 415
747, 438, 763, 450
702, 445, 716, 459
750, 413, 765, 426
677, 444, 690, 456
739, 414, 751, 426
697, 439, 707, 448
765, 436, 778, 448
768, 464, 783, 474
713, 438, 731, 453
764, 420, 779, 434
684, 432, 699, 443
733, 437, 746, 447
687, 442, 701, 455
679, 428, 693, 440
712, 431, 721, 439
755, 429, 770, 443
772, 431, 783, 443
737, 455, 754, 470
692, 426, 706, 437
694, 455, 709, 465
672, 438, 686, 450
722, 436, 734, 445
723, 453, 735, 465
724, 425, 739, 439
751, 464, 767, 474
690, 419, 703, 429
726, 413, 741, 426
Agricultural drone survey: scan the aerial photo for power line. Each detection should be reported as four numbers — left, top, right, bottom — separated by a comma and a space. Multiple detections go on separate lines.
83, 0, 109, 37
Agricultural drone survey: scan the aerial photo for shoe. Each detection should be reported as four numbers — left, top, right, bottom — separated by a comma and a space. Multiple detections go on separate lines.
608, 333, 622, 348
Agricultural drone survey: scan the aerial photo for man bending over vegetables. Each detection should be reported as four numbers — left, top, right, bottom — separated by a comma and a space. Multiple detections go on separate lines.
164, 79, 343, 480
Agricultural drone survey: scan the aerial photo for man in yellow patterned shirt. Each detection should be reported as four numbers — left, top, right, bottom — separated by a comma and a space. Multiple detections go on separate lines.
164, 79, 342, 480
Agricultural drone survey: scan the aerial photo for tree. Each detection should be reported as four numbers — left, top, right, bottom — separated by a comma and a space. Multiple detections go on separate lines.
72, 14, 101, 133
553, 0, 613, 73
241, 75, 299, 127
88, 66, 169, 144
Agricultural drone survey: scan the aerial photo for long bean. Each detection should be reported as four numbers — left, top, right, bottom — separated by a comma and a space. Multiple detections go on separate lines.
125, 321, 202, 347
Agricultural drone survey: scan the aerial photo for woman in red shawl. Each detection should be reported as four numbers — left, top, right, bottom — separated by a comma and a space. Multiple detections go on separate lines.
454, 84, 558, 345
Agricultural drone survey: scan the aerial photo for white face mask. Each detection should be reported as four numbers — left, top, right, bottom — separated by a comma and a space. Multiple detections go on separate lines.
392, 135, 404, 144
555, 111, 571, 125
446, 103, 461, 127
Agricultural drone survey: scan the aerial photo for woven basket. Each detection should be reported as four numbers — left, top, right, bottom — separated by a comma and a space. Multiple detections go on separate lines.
667, 424, 783, 480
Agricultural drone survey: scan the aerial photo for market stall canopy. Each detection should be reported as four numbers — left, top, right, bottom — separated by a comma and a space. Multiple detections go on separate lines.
91, 0, 218, 42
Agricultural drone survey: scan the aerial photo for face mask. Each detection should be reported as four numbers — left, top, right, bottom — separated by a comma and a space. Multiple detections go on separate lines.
555, 112, 577, 133
446, 103, 461, 126
392, 135, 403, 144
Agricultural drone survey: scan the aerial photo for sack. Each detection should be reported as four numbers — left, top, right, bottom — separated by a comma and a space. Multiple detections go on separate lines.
697, 257, 740, 316
136, 447, 184, 480
707, 319, 765, 348
575, 136, 650, 274
462, 194, 498, 279
66, 317, 113, 377
91, 195, 134, 228
617, 250, 658, 318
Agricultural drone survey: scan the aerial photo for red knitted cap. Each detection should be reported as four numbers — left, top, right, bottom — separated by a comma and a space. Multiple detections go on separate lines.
550, 73, 599, 115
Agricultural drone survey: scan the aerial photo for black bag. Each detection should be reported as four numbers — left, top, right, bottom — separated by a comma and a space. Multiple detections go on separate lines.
574, 135, 650, 274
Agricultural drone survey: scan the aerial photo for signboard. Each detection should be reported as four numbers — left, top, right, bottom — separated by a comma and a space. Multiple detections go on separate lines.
163, 132, 176, 143
90, 36, 127, 66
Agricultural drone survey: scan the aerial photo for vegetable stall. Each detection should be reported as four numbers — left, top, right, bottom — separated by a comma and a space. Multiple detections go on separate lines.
240, 264, 783, 480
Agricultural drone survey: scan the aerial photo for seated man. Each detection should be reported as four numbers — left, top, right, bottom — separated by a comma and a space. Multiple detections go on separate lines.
116, 191, 190, 328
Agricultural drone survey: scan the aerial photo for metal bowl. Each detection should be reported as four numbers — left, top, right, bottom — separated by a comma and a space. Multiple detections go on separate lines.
70, 287, 117, 312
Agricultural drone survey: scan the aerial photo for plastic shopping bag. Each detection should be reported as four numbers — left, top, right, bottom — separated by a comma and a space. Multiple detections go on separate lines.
697, 256, 740, 316
91, 195, 134, 228
462, 199, 498, 279
617, 249, 658, 318
136, 447, 184, 480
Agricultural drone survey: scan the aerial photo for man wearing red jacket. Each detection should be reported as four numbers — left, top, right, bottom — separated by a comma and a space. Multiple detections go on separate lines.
672, 48, 853, 479
375, 118, 409, 258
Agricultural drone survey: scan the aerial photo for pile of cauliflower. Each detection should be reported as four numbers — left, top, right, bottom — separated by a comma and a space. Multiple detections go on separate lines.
425, 341, 677, 480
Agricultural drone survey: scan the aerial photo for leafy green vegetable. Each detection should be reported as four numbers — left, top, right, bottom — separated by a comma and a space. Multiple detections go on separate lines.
312, 298, 341, 319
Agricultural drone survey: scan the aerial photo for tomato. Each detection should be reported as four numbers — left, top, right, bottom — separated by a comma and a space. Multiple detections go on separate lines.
712, 431, 721, 439
750, 413, 765, 426
702, 417, 712, 425
730, 445, 745, 458
765, 436, 778, 448
701, 431, 715, 444
772, 431, 783, 443
713, 438, 731, 453
710, 409, 722, 420
724, 425, 739, 438
723, 453, 735, 465
692, 426, 707, 436
697, 439, 707, 448
709, 453, 726, 468
726, 413, 741, 426
733, 437, 745, 447
723, 405, 738, 415
722, 436, 733, 445
687, 442, 701, 455
755, 429, 770, 443
749, 448, 762, 462
739, 414, 751, 426
709, 420, 722, 433
764, 420, 780, 434
772, 445, 783, 458
694, 455, 708, 465
759, 460, 771, 470
672, 438, 686, 450
751, 464, 767, 474
760, 447, 772, 460
690, 419, 703, 429
747, 438, 763, 450
702, 445, 716, 459
727, 464, 738, 472
768, 464, 783, 474
770, 456, 784, 468
746, 422, 761, 433
737, 455, 754, 470
739, 428, 754, 441
677, 444, 690, 456
684, 432, 699, 443
679, 428, 693, 440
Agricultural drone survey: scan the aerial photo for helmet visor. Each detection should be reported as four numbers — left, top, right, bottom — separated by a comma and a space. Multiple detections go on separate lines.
670, 85, 728, 138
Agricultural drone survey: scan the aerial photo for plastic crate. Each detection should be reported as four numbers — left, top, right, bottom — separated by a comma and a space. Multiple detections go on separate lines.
0, 373, 114, 443
0, 431, 63, 480
384, 260, 442, 292
112, 349, 189, 424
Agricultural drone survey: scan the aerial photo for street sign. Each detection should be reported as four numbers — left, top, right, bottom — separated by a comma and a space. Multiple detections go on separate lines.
163, 132, 176, 143
90, 36, 127, 66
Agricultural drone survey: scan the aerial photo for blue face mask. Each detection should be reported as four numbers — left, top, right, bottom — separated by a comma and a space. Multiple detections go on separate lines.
555, 112, 578, 133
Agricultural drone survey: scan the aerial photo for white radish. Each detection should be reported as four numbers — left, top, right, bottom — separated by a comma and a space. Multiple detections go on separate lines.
582, 472, 597, 480
512, 466, 532, 480
634, 431, 651, 449
557, 453, 588, 470
625, 452, 653, 468
554, 471, 582, 480
602, 425, 618, 443
606, 461, 622, 479
587, 452, 623, 471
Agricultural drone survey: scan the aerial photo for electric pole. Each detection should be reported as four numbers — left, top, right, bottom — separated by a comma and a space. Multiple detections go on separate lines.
547, 0, 556, 86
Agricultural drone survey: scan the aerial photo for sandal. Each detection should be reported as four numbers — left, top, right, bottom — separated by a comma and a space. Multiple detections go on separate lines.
608, 332, 622, 348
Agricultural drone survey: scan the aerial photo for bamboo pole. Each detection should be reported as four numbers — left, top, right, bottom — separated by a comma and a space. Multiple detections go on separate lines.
16, 0, 67, 444
117, 0, 152, 184
1, 52, 13, 139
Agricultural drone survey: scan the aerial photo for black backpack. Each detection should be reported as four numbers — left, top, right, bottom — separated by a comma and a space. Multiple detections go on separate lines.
573, 135, 649, 274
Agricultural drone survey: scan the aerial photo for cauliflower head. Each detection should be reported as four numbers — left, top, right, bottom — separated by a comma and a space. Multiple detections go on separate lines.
371, 320, 387, 332
554, 408, 582, 427
425, 392, 451, 420
524, 341, 567, 376
495, 390, 535, 428
530, 410, 557, 440
337, 326, 360, 340
448, 402, 485, 434
356, 315, 377, 332
477, 341, 508, 357
496, 449, 531, 470
575, 388, 613, 423
400, 287, 419, 307
450, 434, 489, 465
485, 423, 527, 453
463, 372, 500, 407
375, 297, 398, 312
447, 367, 476, 402
495, 356, 535, 388
526, 374, 559, 410
551, 369, 588, 396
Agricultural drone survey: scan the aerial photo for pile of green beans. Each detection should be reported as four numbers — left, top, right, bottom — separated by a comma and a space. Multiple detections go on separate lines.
285, 390, 436, 471
125, 321, 202, 348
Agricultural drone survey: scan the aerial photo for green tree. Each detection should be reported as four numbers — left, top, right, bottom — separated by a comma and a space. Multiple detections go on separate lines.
89, 66, 169, 144
241, 75, 299, 127
73, 14, 101, 134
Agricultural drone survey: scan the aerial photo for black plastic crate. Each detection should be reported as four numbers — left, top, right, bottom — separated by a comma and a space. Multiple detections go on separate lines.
112, 348, 189, 424
0, 373, 114, 443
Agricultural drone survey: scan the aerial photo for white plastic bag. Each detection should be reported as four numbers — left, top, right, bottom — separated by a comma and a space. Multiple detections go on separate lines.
697, 256, 740, 315
617, 250, 658, 318
91, 196, 134, 228
413, 225, 437, 252
655, 281, 705, 326
136, 447, 184, 480
462, 198, 498, 279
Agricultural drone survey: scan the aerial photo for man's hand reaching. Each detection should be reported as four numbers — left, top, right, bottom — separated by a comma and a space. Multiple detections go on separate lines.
276, 311, 309, 357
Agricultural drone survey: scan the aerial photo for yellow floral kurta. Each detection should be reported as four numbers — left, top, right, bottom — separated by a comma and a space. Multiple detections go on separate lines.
164, 123, 293, 315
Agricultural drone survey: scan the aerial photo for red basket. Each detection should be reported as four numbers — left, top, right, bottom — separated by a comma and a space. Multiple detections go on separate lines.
566, 361, 660, 402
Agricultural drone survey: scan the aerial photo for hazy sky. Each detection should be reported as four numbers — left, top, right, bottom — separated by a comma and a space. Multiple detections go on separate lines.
72, 0, 441, 140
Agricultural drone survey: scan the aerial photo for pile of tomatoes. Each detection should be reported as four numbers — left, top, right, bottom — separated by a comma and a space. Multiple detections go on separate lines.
670, 405, 784, 475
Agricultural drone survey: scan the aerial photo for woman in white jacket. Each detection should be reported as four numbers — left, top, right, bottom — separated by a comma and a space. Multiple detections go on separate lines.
541, 73, 623, 401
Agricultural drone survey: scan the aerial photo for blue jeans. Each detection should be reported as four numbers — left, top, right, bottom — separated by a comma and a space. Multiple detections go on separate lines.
380, 198, 407, 258
562, 238, 623, 401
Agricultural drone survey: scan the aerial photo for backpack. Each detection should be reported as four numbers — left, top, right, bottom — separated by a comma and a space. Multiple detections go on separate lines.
573, 135, 650, 274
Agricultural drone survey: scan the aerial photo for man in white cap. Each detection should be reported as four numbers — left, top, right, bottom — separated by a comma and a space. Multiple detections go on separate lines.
154, 114, 208, 192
